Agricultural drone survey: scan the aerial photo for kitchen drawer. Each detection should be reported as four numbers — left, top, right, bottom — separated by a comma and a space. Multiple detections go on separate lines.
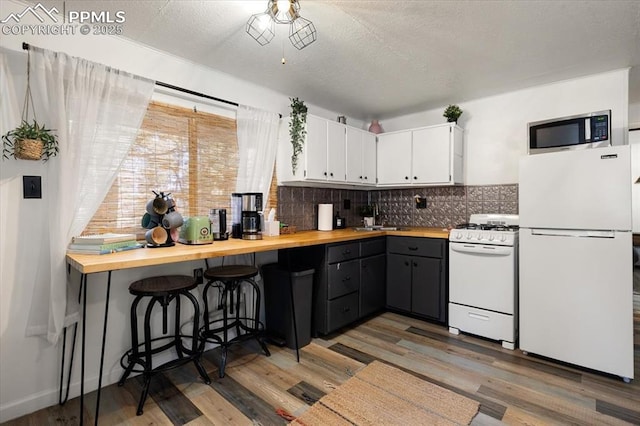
326, 292, 359, 332
387, 236, 444, 258
328, 242, 360, 263
360, 237, 386, 257
327, 260, 360, 299
448, 303, 515, 342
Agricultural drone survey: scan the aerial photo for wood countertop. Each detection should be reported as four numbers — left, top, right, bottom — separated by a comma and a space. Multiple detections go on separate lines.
67, 227, 450, 274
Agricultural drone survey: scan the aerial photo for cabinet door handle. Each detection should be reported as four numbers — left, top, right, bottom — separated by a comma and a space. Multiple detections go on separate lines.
343, 276, 351, 281
343, 249, 351, 255
413, 261, 418, 267
364, 176, 368, 180
343, 307, 351, 313
405, 176, 409, 180
408, 246, 418, 251
324, 172, 327, 176
330, 172, 334, 177
404, 261, 410, 266
359, 175, 363, 179
413, 176, 417, 180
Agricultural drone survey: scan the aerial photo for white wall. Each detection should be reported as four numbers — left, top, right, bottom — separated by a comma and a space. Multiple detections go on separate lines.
380, 69, 630, 185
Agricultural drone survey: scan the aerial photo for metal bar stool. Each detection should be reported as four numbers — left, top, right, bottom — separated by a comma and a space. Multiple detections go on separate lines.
200, 265, 270, 378
118, 275, 211, 415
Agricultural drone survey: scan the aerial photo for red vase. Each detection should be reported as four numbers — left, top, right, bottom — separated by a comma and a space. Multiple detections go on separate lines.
368, 120, 383, 134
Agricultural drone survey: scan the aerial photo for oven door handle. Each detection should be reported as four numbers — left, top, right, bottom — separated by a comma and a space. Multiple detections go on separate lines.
450, 244, 512, 256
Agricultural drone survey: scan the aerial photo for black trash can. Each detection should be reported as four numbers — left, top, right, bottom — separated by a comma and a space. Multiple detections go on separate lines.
261, 263, 314, 350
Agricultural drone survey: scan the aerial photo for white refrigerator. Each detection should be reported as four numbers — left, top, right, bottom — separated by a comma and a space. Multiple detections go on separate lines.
518, 145, 634, 381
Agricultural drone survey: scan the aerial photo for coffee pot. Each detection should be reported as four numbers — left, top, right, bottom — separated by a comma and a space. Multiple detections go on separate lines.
241, 192, 263, 240
230, 192, 263, 240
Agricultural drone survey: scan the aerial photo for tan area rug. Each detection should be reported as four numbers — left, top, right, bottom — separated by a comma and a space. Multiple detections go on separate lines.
290, 361, 480, 425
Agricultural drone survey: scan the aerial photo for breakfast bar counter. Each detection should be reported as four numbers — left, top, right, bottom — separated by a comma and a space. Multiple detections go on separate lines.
67, 227, 450, 274
65, 226, 449, 424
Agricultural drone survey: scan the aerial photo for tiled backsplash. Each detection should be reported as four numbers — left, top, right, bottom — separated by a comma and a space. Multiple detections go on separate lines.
277, 184, 518, 231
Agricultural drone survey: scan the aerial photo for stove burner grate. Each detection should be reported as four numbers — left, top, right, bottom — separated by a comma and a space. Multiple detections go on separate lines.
455, 223, 479, 229
455, 223, 519, 232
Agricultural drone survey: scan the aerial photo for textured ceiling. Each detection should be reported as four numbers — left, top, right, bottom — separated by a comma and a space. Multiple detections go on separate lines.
23, 1, 640, 121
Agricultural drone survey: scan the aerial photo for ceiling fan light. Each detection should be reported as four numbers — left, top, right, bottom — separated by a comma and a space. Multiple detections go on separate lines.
289, 16, 317, 50
246, 12, 276, 46
270, 0, 300, 24
247, 0, 315, 50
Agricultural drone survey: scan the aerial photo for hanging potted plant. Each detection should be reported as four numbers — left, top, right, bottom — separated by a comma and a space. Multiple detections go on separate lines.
3, 119, 59, 161
443, 104, 463, 123
2, 48, 59, 162
289, 97, 308, 174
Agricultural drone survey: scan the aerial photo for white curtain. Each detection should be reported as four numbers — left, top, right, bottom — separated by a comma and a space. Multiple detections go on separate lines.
24, 46, 155, 344
0, 51, 21, 135
235, 105, 281, 209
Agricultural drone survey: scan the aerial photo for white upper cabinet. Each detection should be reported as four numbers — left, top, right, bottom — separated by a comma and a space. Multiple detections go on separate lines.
412, 125, 452, 184
277, 114, 376, 187
377, 131, 412, 185
304, 115, 329, 180
326, 120, 346, 182
346, 127, 377, 185
377, 122, 463, 187
278, 116, 462, 188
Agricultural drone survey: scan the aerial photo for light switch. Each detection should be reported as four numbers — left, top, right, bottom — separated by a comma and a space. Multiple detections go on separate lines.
23, 175, 41, 199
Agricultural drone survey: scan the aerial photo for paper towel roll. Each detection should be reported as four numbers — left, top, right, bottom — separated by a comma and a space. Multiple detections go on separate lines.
318, 204, 333, 231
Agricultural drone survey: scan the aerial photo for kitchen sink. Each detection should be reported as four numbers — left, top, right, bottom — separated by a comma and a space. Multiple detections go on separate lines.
354, 226, 406, 231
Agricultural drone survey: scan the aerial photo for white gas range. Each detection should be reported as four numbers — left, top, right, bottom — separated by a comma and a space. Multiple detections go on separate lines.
448, 214, 519, 350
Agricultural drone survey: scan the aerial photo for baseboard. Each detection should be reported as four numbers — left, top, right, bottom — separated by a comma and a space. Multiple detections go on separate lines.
0, 346, 213, 423
0, 367, 129, 422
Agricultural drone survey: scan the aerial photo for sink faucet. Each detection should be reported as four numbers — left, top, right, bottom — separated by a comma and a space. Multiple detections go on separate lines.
372, 203, 379, 226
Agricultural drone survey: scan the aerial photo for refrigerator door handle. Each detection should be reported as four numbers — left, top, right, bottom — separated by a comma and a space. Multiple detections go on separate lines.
530, 229, 616, 238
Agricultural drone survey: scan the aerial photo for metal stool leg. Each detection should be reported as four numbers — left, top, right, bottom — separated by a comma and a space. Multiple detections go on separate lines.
244, 278, 271, 357
118, 296, 143, 386
219, 284, 230, 378
181, 291, 210, 384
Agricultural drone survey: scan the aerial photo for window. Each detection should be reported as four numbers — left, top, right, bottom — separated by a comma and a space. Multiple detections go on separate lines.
85, 101, 277, 235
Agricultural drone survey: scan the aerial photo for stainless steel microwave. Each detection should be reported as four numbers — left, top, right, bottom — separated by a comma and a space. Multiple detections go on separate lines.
528, 110, 611, 154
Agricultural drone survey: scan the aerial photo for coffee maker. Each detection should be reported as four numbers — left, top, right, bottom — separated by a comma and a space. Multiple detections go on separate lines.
230, 192, 263, 240
241, 192, 263, 240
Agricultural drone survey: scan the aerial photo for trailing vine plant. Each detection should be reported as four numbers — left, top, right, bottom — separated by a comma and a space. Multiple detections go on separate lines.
289, 97, 308, 175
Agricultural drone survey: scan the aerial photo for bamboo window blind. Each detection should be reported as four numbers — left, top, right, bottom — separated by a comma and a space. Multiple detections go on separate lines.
84, 101, 278, 235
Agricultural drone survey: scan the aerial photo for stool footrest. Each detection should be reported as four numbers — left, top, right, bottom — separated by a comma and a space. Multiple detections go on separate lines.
119, 335, 203, 376
201, 329, 265, 345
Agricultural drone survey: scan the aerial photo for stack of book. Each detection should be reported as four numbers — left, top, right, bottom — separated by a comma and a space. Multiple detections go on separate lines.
67, 233, 143, 254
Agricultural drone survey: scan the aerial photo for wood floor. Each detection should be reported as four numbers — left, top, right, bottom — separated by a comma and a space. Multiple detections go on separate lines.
5, 295, 640, 426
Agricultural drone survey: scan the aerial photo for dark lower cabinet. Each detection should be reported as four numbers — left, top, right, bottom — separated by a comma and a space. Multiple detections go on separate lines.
410, 256, 442, 318
360, 253, 386, 317
386, 254, 412, 311
280, 235, 446, 334
312, 237, 386, 335
386, 236, 447, 323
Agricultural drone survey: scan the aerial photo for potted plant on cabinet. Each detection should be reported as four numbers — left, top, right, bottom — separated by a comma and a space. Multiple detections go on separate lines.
443, 104, 463, 123
2, 119, 59, 161
289, 97, 308, 175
